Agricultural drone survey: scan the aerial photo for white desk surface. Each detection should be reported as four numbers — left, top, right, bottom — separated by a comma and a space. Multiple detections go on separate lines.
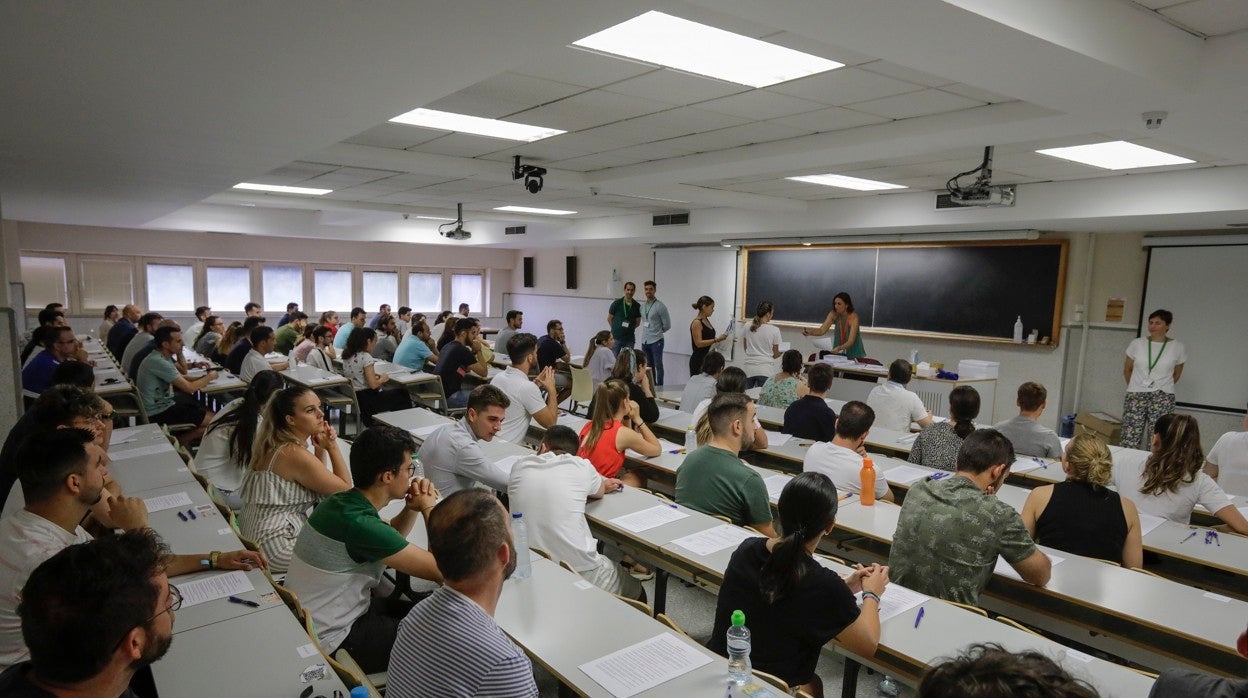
375, 406, 454, 435
280, 364, 348, 387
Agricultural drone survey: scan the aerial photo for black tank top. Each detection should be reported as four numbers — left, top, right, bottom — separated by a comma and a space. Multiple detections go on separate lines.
1035, 481, 1128, 564
689, 318, 715, 373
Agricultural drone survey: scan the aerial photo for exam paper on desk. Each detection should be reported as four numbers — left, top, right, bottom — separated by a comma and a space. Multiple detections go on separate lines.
857, 583, 929, 624
881, 464, 931, 486
764, 475, 789, 500
143, 491, 194, 513
1137, 512, 1167, 536
626, 439, 683, 460
994, 552, 1065, 581
110, 442, 176, 460
762, 430, 792, 447
578, 633, 712, 698
669, 525, 763, 557
609, 505, 690, 533
178, 571, 255, 608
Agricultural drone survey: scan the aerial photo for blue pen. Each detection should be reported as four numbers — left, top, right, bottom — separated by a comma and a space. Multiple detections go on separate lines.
1032, 457, 1047, 469
914, 607, 925, 629
1179, 530, 1198, 544
176, 511, 188, 522
186, 509, 196, 520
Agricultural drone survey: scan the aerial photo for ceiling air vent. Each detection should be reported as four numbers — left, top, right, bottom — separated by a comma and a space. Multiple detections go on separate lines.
504, 225, 527, 235
652, 212, 690, 226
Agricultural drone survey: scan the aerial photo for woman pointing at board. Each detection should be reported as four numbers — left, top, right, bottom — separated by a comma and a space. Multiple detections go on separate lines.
802, 292, 866, 359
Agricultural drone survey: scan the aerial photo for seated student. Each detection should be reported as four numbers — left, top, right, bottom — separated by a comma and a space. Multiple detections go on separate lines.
192, 314, 224, 357
758, 349, 809, 409
97, 303, 119, 341
680, 351, 724, 414
783, 362, 838, 442
333, 307, 366, 352
244, 301, 263, 317
583, 330, 616, 390
586, 349, 659, 425
1111, 414, 1248, 534
340, 327, 411, 425
420, 385, 512, 496
432, 317, 490, 408
890, 429, 1050, 605
709, 472, 887, 697
277, 301, 300, 327
187, 304, 212, 342
917, 643, 1100, 698
392, 319, 436, 370
507, 425, 642, 599
224, 316, 266, 375
0, 531, 180, 696
370, 314, 401, 361
105, 303, 140, 359
19, 307, 66, 366
119, 312, 163, 377
239, 387, 352, 573
21, 326, 78, 395
994, 381, 1063, 458
197, 371, 285, 510
1021, 434, 1143, 568
1204, 403, 1248, 491
803, 401, 893, 502
1149, 668, 1248, 697
536, 319, 573, 403
867, 359, 933, 432
297, 325, 336, 371
285, 425, 443, 674
387, 490, 539, 696
367, 303, 391, 330
435, 314, 459, 350
578, 380, 661, 487
136, 326, 217, 446
239, 326, 289, 382
908, 385, 980, 471
319, 310, 340, 339
490, 333, 558, 445
691, 367, 770, 451
273, 311, 307, 354
493, 310, 523, 354
0, 430, 264, 669
394, 306, 412, 339
214, 320, 243, 364
128, 318, 199, 381
676, 393, 777, 536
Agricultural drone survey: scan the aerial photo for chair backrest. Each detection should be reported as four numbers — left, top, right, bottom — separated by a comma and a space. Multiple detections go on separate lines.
711, 514, 733, 524
656, 613, 688, 637
751, 668, 793, 693
301, 613, 366, 691
613, 594, 653, 616
530, 547, 552, 561
994, 615, 1041, 636
569, 365, 593, 403
943, 599, 988, 617
558, 560, 579, 575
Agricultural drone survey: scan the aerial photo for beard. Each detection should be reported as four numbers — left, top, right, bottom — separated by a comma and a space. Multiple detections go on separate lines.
130, 629, 172, 671
503, 538, 519, 580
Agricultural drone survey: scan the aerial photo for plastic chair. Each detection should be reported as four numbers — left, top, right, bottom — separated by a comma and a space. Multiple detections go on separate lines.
558, 560, 580, 575
994, 615, 1042, 637
751, 668, 794, 694
531, 547, 552, 561
568, 365, 593, 415
814, 551, 848, 566
614, 594, 653, 616
656, 613, 689, 637
944, 599, 988, 617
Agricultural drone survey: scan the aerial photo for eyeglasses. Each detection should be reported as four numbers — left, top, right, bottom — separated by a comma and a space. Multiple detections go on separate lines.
112, 583, 181, 649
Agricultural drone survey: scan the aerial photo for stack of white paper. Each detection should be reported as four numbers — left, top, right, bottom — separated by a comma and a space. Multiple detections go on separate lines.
881, 464, 930, 485
609, 505, 689, 533
1136, 512, 1167, 536
763, 474, 789, 500
859, 583, 929, 624
179, 571, 256, 607
669, 525, 761, 556
578, 633, 712, 698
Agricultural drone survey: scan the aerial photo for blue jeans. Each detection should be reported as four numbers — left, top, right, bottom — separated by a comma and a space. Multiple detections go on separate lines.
745, 375, 768, 389
447, 388, 472, 409
642, 338, 665, 385
613, 341, 634, 356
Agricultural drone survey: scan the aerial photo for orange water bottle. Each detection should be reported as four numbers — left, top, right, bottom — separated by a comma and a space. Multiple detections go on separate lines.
860, 456, 876, 506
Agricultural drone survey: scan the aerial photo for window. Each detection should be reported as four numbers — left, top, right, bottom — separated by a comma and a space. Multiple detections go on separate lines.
313, 269, 352, 312
407, 272, 442, 312
206, 266, 252, 314
19, 256, 68, 309
145, 263, 194, 312
451, 273, 482, 314
362, 271, 398, 314
79, 258, 133, 309
263, 265, 303, 313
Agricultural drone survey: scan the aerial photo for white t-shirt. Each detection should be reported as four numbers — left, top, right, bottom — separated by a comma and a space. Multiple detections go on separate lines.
803, 441, 889, 499
0, 509, 92, 668
239, 349, 272, 383
490, 366, 548, 445
507, 452, 604, 573
680, 374, 718, 414
1206, 430, 1248, 496
1125, 337, 1187, 394
343, 352, 378, 391
742, 323, 781, 377
197, 398, 250, 492
1111, 448, 1233, 523
867, 382, 928, 432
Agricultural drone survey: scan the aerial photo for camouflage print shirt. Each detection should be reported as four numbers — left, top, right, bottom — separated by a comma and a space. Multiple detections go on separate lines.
888, 476, 1036, 605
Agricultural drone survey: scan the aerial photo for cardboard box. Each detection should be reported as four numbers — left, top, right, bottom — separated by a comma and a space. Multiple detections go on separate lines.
1076, 411, 1122, 445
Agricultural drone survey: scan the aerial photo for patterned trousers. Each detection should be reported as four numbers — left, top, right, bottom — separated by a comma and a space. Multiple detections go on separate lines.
1120, 390, 1175, 450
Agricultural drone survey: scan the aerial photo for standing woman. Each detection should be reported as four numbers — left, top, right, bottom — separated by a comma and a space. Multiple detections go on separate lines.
239, 386, 352, 573
743, 301, 782, 389
97, 305, 120, 340
802, 292, 866, 359
341, 327, 412, 425
688, 296, 728, 377
1121, 309, 1186, 450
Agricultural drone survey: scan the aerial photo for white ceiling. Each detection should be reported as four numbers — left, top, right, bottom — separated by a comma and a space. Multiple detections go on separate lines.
3, 0, 1248, 248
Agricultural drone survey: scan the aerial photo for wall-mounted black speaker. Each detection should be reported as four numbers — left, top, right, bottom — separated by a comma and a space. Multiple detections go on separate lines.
523, 256, 534, 288
566, 256, 577, 290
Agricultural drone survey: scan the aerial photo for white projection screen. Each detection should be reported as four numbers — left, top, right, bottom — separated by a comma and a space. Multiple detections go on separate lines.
1140, 244, 1248, 413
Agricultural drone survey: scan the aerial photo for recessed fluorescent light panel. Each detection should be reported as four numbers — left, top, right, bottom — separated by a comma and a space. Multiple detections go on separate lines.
573, 11, 843, 88
389, 108, 565, 142
413, 215, 455, 221
1035, 141, 1194, 170
495, 205, 577, 216
786, 174, 907, 191
233, 183, 332, 195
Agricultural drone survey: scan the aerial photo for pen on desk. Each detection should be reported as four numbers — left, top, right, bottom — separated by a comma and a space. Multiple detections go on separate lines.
186, 509, 196, 520
914, 607, 925, 629
176, 511, 188, 522
227, 595, 260, 608
1179, 530, 1198, 544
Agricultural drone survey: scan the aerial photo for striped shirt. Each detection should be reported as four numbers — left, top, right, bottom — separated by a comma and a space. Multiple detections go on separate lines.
238, 445, 322, 573
387, 586, 537, 697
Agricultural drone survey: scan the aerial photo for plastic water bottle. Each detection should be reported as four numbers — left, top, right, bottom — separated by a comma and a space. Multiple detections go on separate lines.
685, 425, 698, 453
726, 609, 751, 685
878, 675, 901, 697
510, 513, 532, 580
412, 458, 425, 480
860, 457, 876, 506
1013, 316, 1024, 343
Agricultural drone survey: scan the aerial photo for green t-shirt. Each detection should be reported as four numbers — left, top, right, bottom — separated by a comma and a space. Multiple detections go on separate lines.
274, 324, 301, 354
136, 352, 180, 415
889, 476, 1037, 605
609, 297, 641, 343
674, 445, 772, 527
305, 488, 409, 563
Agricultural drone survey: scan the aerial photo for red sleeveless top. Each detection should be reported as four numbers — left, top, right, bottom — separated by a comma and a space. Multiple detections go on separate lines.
578, 420, 625, 478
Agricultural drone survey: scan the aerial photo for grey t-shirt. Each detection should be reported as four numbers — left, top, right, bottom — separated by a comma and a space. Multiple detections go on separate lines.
993, 415, 1063, 458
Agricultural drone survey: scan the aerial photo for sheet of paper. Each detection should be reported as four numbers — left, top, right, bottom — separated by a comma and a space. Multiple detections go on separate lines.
670, 525, 761, 557
178, 571, 255, 608
1010, 457, 1049, 474
493, 454, 524, 474
1137, 512, 1167, 536
881, 464, 931, 485
609, 505, 690, 533
995, 552, 1064, 581
410, 423, 443, 439
578, 633, 712, 698
109, 431, 139, 446
109, 442, 175, 460
763, 474, 789, 500
858, 583, 929, 624
626, 439, 683, 460
894, 432, 919, 445
143, 491, 194, 513
763, 430, 791, 447
657, 406, 681, 420
556, 412, 588, 429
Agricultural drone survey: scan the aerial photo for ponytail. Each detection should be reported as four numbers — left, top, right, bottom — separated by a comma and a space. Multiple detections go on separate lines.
949, 385, 980, 439
759, 472, 838, 604
583, 330, 611, 366
750, 301, 774, 332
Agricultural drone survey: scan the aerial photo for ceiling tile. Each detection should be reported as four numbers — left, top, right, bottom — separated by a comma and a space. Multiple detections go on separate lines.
1159, 0, 1248, 36
407, 133, 519, 158
454, 72, 587, 111
760, 32, 876, 67
696, 90, 827, 120
604, 69, 749, 106
859, 60, 956, 87
939, 83, 1016, 104
413, 178, 505, 196
578, 107, 751, 145
300, 167, 403, 187
514, 46, 655, 88
847, 88, 985, 119
1132, 0, 1190, 9
550, 142, 697, 171
768, 67, 924, 106
253, 161, 339, 185
506, 90, 671, 132
658, 121, 812, 153
769, 106, 890, 132
475, 133, 613, 164
340, 123, 449, 151
421, 92, 534, 120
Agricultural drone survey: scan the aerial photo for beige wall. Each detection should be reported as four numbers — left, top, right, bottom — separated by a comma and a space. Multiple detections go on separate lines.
508, 244, 654, 298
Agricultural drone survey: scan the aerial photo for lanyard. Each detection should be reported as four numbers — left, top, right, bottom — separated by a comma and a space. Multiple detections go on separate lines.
642, 301, 653, 319
837, 314, 849, 344
1147, 338, 1168, 374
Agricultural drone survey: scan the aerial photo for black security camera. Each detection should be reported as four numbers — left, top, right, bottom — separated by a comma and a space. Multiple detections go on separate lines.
512, 156, 547, 195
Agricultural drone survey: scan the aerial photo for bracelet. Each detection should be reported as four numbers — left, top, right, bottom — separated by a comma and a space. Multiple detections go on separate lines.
861, 590, 881, 605
209, 551, 221, 569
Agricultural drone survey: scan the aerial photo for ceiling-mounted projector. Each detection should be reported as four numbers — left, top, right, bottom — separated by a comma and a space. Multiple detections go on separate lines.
439, 203, 472, 240
937, 146, 1017, 209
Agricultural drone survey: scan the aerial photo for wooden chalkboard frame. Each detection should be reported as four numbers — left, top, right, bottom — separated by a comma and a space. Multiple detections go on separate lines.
741, 239, 1068, 347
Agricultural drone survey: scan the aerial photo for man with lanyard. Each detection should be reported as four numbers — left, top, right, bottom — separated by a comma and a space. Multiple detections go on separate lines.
607, 281, 641, 357
639, 280, 671, 386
